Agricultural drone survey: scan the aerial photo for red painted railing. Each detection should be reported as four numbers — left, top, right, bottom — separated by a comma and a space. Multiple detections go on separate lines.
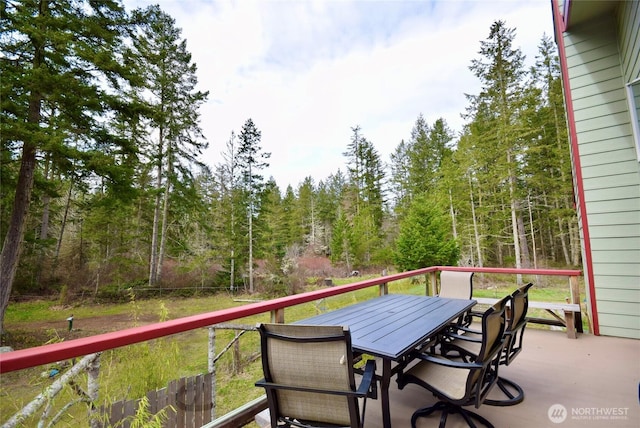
0, 266, 582, 374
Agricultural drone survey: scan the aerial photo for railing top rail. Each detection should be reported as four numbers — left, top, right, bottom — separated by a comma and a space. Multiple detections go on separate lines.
434, 266, 582, 276
0, 268, 433, 373
0, 266, 581, 373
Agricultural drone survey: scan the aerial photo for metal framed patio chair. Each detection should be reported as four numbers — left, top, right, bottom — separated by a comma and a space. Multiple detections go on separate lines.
438, 271, 474, 328
397, 296, 508, 428
438, 271, 474, 300
442, 283, 534, 406
255, 323, 377, 428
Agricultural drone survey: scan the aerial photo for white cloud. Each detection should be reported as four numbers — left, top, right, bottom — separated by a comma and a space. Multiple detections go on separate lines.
123, 0, 555, 190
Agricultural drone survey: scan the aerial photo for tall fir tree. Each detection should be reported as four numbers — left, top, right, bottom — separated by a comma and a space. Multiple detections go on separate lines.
213, 131, 244, 291
237, 118, 270, 292
316, 171, 346, 254
466, 20, 531, 272
342, 126, 386, 266
295, 177, 321, 249
389, 139, 411, 212
127, 5, 208, 286
0, 0, 135, 332
406, 114, 433, 197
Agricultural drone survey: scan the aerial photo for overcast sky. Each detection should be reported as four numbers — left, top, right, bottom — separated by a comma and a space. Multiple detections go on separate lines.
123, 0, 556, 190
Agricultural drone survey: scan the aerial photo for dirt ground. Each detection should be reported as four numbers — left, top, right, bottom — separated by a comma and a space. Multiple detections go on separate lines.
3, 313, 159, 351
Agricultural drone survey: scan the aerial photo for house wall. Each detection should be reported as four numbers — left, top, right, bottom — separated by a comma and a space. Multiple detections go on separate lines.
617, 1, 639, 82
562, 6, 640, 339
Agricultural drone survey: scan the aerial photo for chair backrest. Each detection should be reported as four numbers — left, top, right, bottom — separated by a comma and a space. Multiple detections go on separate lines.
467, 295, 508, 405
503, 282, 534, 364
257, 323, 361, 427
438, 271, 473, 300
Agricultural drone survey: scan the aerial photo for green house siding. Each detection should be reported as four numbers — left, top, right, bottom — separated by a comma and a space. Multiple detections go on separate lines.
618, 1, 639, 82
563, 7, 640, 339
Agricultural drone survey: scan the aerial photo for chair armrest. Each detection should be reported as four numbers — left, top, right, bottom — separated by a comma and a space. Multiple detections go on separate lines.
415, 353, 483, 370
455, 324, 483, 335
419, 334, 507, 369
256, 361, 377, 400
443, 330, 482, 343
469, 309, 484, 318
256, 380, 369, 398
356, 359, 377, 399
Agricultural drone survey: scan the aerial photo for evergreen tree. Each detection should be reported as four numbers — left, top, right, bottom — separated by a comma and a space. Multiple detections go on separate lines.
389, 139, 411, 212
316, 171, 345, 254
295, 177, 322, 250
406, 114, 433, 197
257, 177, 286, 261
128, 5, 208, 286
237, 118, 270, 292
360, 139, 386, 229
428, 118, 455, 186
0, 0, 135, 332
280, 185, 300, 250
391, 115, 454, 216
213, 131, 246, 291
342, 126, 386, 266
185, 169, 218, 289
466, 20, 531, 271
528, 35, 579, 266
343, 126, 365, 215
330, 209, 354, 271
394, 195, 459, 271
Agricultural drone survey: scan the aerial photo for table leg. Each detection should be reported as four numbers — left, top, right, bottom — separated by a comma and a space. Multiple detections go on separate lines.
381, 358, 392, 428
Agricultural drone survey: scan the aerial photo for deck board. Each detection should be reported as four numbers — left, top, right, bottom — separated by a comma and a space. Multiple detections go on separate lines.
365, 328, 640, 427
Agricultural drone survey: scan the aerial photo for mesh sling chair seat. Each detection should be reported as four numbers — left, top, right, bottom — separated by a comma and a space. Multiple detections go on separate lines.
397, 296, 508, 428
438, 271, 474, 328
441, 283, 534, 406
255, 323, 377, 428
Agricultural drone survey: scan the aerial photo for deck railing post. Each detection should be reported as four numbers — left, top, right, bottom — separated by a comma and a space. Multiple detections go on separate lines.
379, 282, 388, 295
569, 275, 584, 333
427, 272, 437, 296
379, 269, 389, 295
271, 308, 285, 324
569, 275, 580, 304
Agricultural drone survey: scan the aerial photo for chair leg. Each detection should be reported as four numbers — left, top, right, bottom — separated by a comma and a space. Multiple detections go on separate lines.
483, 376, 524, 406
456, 406, 494, 428
410, 401, 448, 428
411, 401, 494, 428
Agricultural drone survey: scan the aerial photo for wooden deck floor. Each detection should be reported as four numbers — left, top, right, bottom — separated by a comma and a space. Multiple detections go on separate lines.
363, 328, 640, 428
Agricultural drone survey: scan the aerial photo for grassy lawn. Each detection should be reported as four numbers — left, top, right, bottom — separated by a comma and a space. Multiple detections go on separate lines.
1, 272, 584, 426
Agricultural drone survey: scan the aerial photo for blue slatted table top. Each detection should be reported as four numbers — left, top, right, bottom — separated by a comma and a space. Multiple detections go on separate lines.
298, 294, 476, 360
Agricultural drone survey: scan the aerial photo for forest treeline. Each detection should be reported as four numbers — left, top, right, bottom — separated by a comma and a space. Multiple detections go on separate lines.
1, 2, 579, 332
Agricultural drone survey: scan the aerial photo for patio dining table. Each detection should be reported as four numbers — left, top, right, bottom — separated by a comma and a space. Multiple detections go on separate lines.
298, 293, 476, 428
